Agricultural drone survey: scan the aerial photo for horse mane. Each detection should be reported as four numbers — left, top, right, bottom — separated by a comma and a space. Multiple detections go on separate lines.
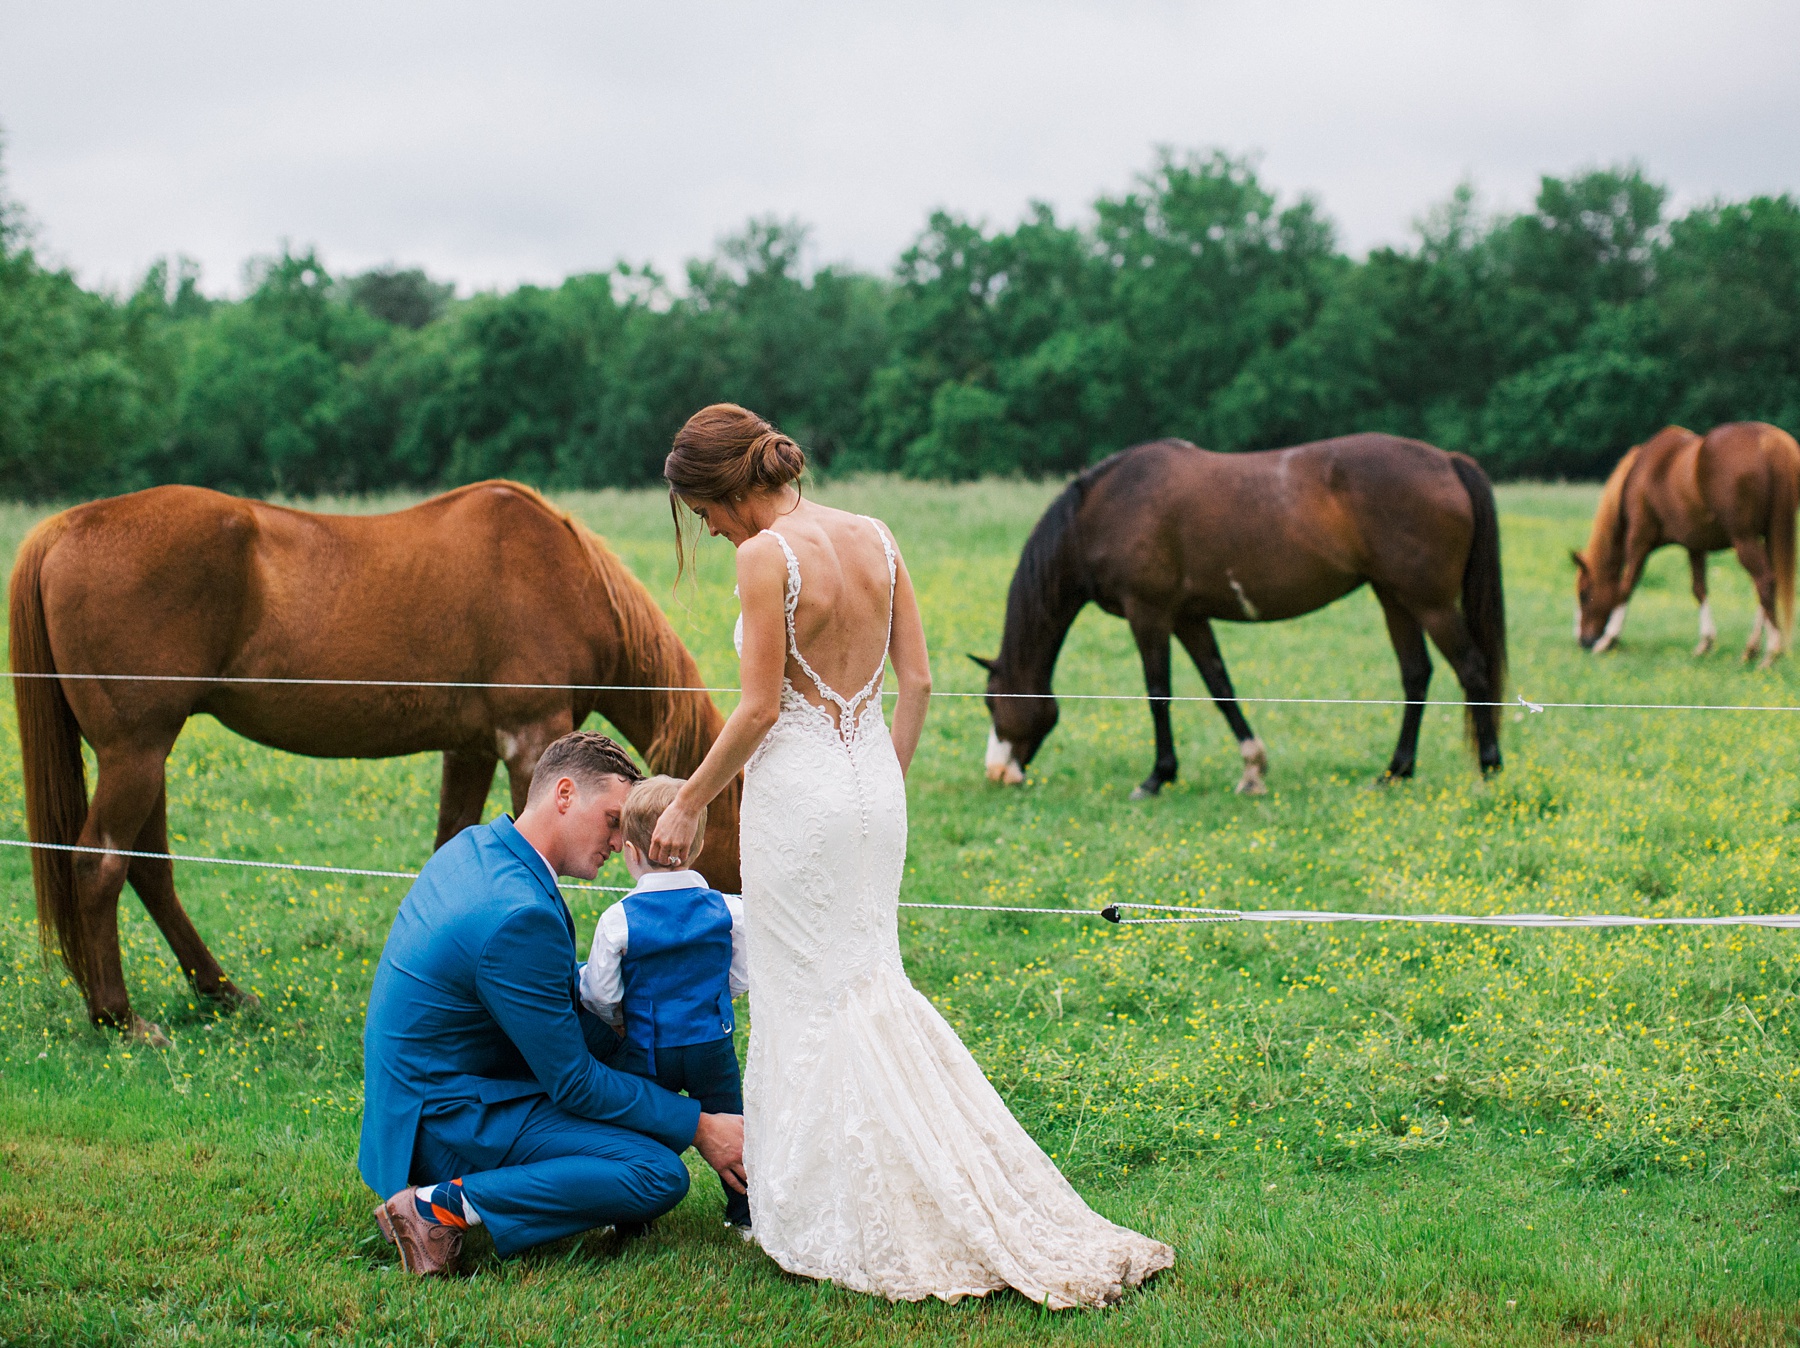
1582, 445, 1642, 579
998, 449, 1133, 676
501, 483, 718, 775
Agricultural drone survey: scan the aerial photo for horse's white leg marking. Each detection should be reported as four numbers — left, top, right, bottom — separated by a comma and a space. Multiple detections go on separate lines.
496, 729, 522, 763
1592, 604, 1628, 653
1695, 600, 1716, 656
1743, 607, 1766, 662
1227, 570, 1260, 621
1761, 610, 1783, 668
1235, 738, 1269, 796
985, 727, 1024, 785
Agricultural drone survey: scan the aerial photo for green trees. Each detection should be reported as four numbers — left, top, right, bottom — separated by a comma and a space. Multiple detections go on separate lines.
1655, 195, 1800, 433
857, 154, 1343, 478
0, 139, 1795, 501
389, 220, 891, 490
0, 180, 192, 499
153, 252, 392, 493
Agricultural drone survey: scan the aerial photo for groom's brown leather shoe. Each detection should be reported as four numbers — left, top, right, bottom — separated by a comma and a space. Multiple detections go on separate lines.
375, 1191, 463, 1276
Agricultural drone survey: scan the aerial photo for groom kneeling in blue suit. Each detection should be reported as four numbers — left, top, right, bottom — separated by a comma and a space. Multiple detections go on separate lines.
359, 731, 745, 1275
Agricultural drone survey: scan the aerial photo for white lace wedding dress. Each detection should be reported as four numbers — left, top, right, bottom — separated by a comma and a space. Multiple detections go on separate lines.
733, 518, 1173, 1308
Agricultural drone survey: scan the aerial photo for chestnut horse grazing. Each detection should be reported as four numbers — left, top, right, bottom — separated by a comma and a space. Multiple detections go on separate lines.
975, 435, 1507, 797
1573, 422, 1800, 666
10, 481, 740, 1041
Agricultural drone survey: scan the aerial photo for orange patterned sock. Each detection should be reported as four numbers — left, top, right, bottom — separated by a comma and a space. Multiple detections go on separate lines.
412, 1177, 479, 1228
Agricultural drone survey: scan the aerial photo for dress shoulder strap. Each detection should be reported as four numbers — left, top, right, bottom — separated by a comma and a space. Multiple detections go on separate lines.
760, 528, 803, 621
861, 515, 897, 652
863, 514, 898, 591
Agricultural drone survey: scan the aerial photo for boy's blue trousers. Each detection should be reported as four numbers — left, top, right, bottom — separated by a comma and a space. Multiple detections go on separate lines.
610, 1034, 750, 1228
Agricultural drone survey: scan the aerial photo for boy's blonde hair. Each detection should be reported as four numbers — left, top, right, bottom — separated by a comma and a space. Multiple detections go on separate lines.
620, 775, 706, 862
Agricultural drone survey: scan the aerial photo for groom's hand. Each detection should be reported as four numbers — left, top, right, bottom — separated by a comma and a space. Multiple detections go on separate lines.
693, 1112, 747, 1194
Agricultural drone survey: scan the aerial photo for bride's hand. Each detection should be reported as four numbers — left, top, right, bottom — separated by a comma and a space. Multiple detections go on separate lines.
648, 797, 702, 867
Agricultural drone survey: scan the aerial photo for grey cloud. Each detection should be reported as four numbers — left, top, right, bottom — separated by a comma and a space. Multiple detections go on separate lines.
1, 0, 1794, 294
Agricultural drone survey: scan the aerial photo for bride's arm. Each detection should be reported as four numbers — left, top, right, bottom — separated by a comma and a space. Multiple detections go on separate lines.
647, 534, 788, 866
887, 546, 932, 777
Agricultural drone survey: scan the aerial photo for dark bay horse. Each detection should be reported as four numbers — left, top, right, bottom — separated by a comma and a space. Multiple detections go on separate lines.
974, 435, 1507, 797
1573, 422, 1799, 665
11, 481, 740, 1042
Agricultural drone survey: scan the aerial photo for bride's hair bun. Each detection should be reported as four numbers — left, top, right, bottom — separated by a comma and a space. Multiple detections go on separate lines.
745, 429, 806, 491
666, 404, 807, 502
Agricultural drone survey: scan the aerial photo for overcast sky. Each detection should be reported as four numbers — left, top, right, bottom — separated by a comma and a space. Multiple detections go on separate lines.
2, 0, 1796, 296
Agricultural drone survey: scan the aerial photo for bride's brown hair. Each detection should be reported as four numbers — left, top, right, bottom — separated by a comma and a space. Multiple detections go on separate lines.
665, 403, 806, 582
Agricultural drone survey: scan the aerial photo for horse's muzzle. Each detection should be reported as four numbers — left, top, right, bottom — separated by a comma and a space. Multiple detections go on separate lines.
984, 727, 1025, 785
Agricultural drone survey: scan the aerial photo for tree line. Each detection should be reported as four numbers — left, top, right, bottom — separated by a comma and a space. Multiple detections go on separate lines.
2, 144, 1797, 501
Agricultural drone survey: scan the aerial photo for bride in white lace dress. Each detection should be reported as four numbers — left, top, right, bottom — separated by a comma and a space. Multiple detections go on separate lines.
648, 405, 1172, 1308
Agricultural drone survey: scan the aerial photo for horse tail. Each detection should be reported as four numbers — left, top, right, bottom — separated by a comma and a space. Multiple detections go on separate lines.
1769, 432, 1798, 643
8, 514, 92, 994
1450, 453, 1508, 740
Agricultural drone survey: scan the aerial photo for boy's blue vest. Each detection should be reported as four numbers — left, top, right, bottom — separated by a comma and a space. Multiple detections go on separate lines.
619, 884, 735, 1074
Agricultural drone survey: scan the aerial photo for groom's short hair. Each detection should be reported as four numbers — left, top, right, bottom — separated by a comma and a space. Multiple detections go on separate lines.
527, 731, 643, 804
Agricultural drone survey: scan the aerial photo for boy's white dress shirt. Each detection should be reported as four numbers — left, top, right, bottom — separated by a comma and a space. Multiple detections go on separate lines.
579, 869, 749, 1024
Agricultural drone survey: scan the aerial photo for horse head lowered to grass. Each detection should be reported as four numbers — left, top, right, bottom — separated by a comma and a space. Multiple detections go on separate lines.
10, 481, 740, 1043
1573, 421, 1798, 665
974, 434, 1507, 797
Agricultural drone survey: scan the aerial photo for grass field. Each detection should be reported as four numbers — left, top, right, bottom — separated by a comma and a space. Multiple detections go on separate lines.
0, 477, 1796, 1346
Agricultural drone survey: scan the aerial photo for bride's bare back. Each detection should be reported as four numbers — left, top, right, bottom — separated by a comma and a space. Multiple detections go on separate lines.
764, 502, 895, 716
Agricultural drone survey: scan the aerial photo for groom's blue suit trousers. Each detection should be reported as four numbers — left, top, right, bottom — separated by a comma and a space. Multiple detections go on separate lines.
413, 1095, 691, 1257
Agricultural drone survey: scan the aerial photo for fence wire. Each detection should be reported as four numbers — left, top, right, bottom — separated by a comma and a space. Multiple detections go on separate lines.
2, 839, 1793, 929
5, 670, 1800, 716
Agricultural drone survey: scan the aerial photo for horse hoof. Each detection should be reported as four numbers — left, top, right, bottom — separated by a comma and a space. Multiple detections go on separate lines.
1376, 769, 1411, 787
130, 1016, 172, 1049
205, 981, 262, 1015
1129, 784, 1160, 801
1236, 739, 1268, 794
1694, 638, 1714, 657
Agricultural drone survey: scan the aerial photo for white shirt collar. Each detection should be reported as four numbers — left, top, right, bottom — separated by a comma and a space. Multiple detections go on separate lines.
629, 869, 707, 894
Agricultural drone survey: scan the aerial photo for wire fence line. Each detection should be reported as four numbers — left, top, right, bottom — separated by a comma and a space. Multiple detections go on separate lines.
5, 669, 1800, 716
1101, 902, 1800, 929
0, 838, 630, 894
0, 838, 1793, 931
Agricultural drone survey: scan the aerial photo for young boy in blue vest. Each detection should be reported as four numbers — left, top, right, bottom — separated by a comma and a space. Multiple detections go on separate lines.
580, 775, 751, 1233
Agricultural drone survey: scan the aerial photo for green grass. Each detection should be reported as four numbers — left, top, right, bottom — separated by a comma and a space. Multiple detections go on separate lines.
0, 478, 1797, 1346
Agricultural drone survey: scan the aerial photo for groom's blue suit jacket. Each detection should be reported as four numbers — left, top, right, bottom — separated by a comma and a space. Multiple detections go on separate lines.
358, 814, 702, 1200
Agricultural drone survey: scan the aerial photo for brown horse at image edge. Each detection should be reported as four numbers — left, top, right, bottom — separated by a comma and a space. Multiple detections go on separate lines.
976, 435, 1506, 796
1573, 422, 1799, 665
11, 480, 741, 1042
